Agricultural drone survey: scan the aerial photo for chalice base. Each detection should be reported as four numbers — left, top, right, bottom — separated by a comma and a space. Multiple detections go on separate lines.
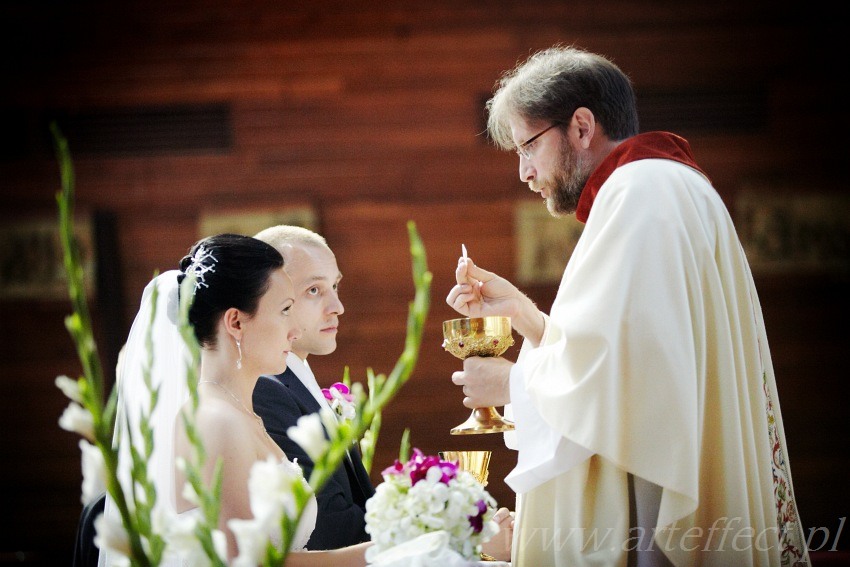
450, 406, 515, 435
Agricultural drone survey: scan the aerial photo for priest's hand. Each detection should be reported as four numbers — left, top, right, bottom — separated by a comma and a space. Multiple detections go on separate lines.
447, 257, 521, 318
481, 507, 514, 562
447, 257, 544, 344
452, 356, 512, 408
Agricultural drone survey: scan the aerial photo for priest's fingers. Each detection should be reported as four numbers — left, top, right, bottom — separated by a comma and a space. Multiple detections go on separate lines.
446, 283, 483, 317
460, 357, 512, 407
452, 371, 478, 408
492, 507, 512, 524
451, 370, 465, 387
455, 256, 484, 293
445, 283, 468, 309
456, 259, 525, 315
458, 257, 501, 286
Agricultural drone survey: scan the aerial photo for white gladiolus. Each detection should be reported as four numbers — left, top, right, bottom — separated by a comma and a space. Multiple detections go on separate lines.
79, 440, 106, 505
229, 516, 269, 567
94, 510, 132, 558
59, 402, 95, 441
287, 413, 329, 461
247, 456, 304, 523
164, 509, 200, 553
228, 456, 313, 565
210, 530, 227, 564
150, 504, 172, 540
55, 374, 83, 403
165, 509, 226, 567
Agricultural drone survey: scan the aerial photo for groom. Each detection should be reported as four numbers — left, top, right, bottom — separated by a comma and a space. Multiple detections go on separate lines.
252, 225, 375, 550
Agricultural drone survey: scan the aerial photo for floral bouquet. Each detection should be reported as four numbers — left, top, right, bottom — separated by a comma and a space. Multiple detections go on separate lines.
364, 448, 499, 563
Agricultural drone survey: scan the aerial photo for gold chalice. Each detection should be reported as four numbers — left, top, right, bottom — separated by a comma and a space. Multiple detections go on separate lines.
442, 316, 515, 435
439, 450, 492, 486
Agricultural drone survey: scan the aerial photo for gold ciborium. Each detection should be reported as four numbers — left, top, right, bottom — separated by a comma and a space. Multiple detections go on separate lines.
442, 316, 515, 435
439, 450, 492, 486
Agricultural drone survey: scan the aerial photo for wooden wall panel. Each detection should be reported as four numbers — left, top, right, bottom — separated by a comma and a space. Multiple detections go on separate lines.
0, 1, 846, 562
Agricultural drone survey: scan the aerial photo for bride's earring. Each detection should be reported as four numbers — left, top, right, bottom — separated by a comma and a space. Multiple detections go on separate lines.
235, 339, 243, 370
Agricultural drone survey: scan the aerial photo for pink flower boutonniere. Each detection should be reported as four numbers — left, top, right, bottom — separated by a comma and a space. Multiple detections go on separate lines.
322, 382, 356, 421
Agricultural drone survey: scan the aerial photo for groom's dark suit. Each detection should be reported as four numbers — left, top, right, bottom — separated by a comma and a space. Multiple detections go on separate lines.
253, 367, 375, 550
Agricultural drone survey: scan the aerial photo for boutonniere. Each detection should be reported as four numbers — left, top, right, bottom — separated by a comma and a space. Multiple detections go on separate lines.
322, 382, 356, 421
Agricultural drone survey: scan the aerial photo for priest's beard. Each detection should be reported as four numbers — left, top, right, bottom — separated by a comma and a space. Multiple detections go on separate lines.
545, 140, 592, 217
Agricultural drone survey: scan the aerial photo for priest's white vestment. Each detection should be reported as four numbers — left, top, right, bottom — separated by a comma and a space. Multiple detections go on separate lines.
505, 133, 809, 567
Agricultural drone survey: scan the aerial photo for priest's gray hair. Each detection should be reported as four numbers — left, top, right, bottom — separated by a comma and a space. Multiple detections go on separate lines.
485, 44, 639, 150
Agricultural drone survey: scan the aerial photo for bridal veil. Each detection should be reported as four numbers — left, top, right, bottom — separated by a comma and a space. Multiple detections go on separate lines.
98, 270, 191, 566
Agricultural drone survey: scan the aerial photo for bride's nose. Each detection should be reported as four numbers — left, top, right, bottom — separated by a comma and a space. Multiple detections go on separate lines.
288, 315, 303, 343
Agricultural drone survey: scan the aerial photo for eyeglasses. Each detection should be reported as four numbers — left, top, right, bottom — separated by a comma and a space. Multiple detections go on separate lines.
515, 123, 559, 159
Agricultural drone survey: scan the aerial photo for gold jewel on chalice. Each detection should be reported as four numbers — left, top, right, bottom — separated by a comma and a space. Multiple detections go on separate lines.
442, 315, 515, 435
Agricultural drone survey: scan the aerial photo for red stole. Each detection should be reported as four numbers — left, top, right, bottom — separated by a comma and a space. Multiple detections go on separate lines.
575, 132, 709, 223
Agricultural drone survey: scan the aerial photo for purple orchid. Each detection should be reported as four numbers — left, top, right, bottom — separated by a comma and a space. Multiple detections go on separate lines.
468, 499, 487, 533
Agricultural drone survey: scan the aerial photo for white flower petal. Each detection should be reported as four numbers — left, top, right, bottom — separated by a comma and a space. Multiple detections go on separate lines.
79, 440, 106, 505
211, 529, 228, 562
59, 402, 95, 441
93, 511, 131, 557
229, 517, 269, 567
55, 374, 83, 403
287, 414, 328, 462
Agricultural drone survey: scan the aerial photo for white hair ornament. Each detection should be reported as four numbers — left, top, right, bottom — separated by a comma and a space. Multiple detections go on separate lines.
185, 245, 218, 294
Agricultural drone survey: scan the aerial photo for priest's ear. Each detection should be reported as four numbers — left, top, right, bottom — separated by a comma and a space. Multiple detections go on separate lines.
571, 107, 596, 149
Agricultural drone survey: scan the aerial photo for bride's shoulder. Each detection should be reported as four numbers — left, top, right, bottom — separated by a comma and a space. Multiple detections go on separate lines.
190, 399, 254, 442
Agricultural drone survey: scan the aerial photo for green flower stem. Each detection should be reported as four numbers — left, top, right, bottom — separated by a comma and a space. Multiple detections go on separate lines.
53, 124, 154, 567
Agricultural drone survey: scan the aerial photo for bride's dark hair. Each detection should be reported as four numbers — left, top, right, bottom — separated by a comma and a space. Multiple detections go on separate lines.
178, 233, 284, 347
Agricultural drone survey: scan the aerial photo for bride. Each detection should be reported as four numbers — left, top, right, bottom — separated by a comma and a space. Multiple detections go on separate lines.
99, 233, 370, 566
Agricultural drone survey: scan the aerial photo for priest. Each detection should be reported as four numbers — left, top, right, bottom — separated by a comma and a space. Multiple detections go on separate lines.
446, 45, 809, 567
